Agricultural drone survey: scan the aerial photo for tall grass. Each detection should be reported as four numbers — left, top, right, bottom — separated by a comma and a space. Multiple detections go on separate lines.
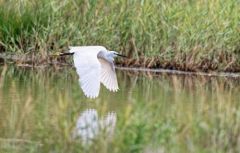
0, 0, 239, 71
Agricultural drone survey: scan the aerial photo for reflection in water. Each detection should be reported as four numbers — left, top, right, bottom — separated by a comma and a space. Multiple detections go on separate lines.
0, 66, 240, 152
73, 109, 116, 145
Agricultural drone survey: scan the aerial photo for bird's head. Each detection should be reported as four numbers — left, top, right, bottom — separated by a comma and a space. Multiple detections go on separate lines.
109, 51, 127, 58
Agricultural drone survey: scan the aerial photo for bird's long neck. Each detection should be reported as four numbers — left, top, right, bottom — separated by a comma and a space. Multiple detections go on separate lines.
106, 52, 115, 62
97, 50, 114, 62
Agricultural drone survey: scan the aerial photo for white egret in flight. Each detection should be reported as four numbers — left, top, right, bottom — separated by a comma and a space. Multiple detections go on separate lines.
60, 46, 126, 98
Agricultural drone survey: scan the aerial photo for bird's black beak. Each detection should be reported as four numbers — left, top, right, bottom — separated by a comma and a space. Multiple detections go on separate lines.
115, 53, 127, 58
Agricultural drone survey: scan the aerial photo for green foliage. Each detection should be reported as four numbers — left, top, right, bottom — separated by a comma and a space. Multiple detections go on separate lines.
0, 0, 239, 69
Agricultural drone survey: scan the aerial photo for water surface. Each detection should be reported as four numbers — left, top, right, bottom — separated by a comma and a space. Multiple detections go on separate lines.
0, 65, 240, 153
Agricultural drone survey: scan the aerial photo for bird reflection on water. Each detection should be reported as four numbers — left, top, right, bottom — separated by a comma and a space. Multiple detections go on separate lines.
72, 109, 116, 145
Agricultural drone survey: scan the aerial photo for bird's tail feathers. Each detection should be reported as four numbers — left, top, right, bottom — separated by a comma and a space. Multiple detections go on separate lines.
69, 46, 76, 53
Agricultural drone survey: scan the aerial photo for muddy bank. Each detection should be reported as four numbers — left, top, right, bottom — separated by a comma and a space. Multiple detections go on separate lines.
117, 67, 240, 78
0, 53, 240, 73
116, 55, 240, 72
0, 53, 71, 67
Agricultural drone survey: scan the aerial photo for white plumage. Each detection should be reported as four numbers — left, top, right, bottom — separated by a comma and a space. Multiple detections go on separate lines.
72, 109, 117, 145
69, 46, 120, 98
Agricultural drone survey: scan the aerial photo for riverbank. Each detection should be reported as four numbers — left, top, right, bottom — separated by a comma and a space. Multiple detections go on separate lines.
0, 0, 239, 72
0, 52, 239, 73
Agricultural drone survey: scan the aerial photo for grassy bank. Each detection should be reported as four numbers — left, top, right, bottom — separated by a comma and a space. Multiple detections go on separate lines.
0, 0, 240, 71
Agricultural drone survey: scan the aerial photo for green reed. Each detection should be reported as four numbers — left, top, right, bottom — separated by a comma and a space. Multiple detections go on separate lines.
0, 0, 239, 70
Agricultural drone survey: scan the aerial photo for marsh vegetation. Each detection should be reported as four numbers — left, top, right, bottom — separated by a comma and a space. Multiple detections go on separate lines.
0, 0, 239, 71
0, 1, 240, 152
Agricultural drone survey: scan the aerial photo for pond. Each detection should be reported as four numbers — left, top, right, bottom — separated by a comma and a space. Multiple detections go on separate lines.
0, 65, 240, 153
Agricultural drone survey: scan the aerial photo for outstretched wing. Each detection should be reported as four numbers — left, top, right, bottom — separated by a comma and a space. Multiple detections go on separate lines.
72, 50, 101, 98
97, 52, 119, 92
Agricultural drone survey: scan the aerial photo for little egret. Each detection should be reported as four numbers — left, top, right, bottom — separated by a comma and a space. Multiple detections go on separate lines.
60, 46, 126, 98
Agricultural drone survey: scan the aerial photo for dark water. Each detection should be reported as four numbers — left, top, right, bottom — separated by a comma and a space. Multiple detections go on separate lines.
0, 65, 240, 153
